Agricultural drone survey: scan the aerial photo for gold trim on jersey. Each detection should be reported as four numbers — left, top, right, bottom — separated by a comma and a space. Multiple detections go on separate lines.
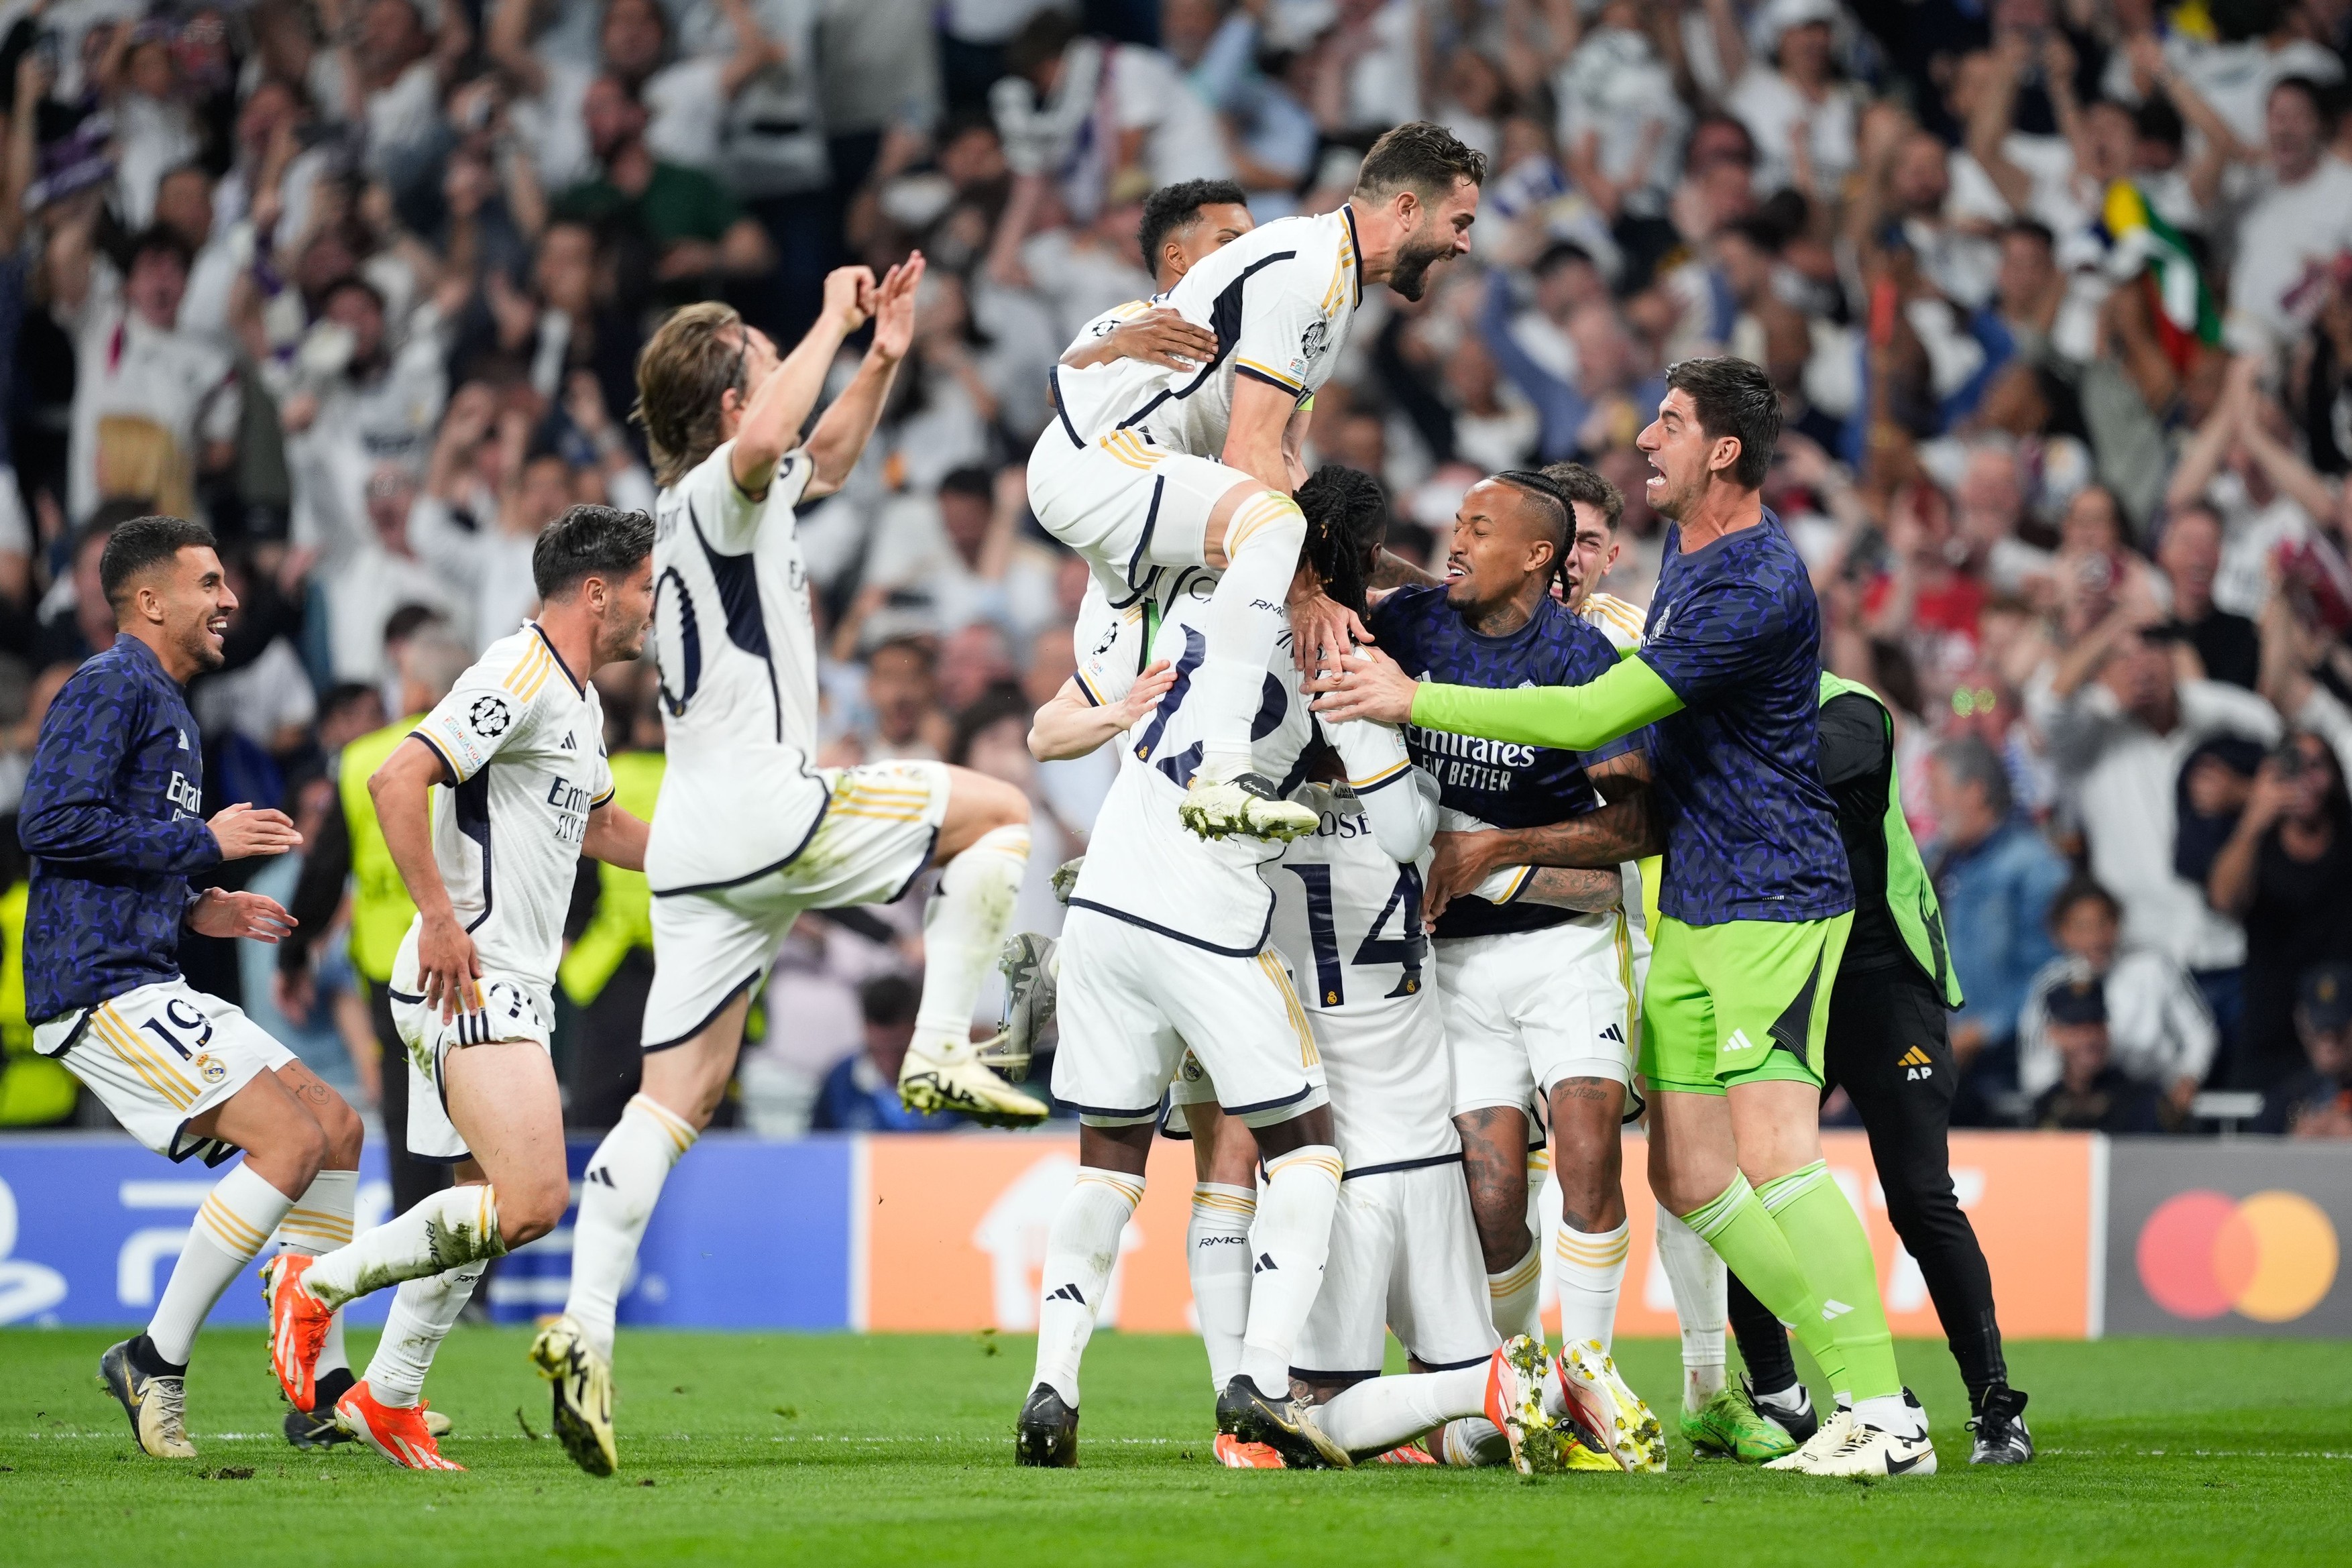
1234, 356, 1304, 392
1256, 952, 1319, 1068
91, 1006, 196, 1109
1348, 757, 1410, 791
504, 638, 556, 702
1097, 429, 1160, 471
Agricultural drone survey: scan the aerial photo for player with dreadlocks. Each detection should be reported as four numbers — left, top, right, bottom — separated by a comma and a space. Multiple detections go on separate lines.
1355, 470, 1669, 1471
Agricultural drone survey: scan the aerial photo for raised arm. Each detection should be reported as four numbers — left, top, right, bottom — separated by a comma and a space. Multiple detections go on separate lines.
801, 256, 926, 498
1311, 642, 1683, 750
731, 266, 877, 496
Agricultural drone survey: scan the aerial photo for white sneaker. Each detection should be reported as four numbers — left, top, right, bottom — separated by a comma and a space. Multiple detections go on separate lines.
898, 1044, 1049, 1126
1764, 1406, 1852, 1472
1553, 1338, 1667, 1473
1799, 1421, 1938, 1477
1176, 773, 1319, 842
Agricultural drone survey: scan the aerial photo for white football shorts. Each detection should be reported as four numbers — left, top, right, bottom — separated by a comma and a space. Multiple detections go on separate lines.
1027, 424, 1249, 600
640, 759, 949, 1050
388, 919, 555, 1162
36, 979, 295, 1164
1438, 915, 1637, 1117
1290, 1158, 1497, 1378
1054, 905, 1327, 1129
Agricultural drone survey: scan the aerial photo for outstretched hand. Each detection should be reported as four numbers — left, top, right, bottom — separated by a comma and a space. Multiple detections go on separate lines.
870, 251, 926, 362
1307, 644, 1418, 726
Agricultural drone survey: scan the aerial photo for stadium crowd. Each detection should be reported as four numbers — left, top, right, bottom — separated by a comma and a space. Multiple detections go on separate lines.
3, 0, 2352, 1147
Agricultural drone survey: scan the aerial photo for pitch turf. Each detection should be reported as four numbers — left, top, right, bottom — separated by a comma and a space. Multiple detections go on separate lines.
4, 1329, 2347, 1566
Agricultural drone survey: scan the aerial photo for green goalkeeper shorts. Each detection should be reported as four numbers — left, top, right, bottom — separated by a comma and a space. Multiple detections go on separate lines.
1637, 912, 1852, 1097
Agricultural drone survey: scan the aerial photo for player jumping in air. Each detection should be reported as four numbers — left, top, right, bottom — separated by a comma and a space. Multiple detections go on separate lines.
537, 257, 1044, 1477
19, 515, 364, 1461
260, 505, 659, 1469
1312, 357, 1931, 1477
1030, 122, 1481, 842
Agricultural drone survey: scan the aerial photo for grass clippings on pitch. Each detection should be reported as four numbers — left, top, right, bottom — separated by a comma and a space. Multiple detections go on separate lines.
3, 1329, 2347, 1566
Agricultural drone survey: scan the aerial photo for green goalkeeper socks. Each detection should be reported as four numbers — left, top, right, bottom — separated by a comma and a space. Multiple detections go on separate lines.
1754, 1161, 1902, 1402
1681, 1174, 1846, 1393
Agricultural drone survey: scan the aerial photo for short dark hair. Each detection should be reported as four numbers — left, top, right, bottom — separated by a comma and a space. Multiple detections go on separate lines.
1005, 9, 1079, 76
1664, 356, 1781, 490
127, 224, 194, 274
2047, 873, 2122, 932
1543, 461, 1624, 531
938, 466, 995, 504
1932, 734, 2013, 820
321, 273, 387, 316
859, 972, 921, 1029
2002, 217, 2057, 254
1532, 241, 1595, 278
870, 632, 937, 673
2267, 73, 2335, 127
2133, 93, 2185, 150
1353, 121, 1487, 204
1138, 178, 1249, 274
533, 504, 655, 600
99, 514, 216, 608
1490, 470, 1571, 560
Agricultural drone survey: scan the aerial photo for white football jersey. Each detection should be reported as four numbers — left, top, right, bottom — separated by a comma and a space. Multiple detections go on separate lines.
642, 440, 822, 894
409, 625, 612, 989
1269, 782, 1457, 1172
1066, 571, 1317, 954
1050, 206, 1364, 457
1579, 590, 1646, 654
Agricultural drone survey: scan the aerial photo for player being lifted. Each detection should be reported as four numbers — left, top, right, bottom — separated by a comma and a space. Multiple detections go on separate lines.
1314, 358, 1931, 1477
539, 257, 1044, 1477
260, 506, 658, 1469
1030, 123, 1481, 842
19, 516, 364, 1462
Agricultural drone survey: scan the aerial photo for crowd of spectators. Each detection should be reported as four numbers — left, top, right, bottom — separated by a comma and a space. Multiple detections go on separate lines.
3, 0, 2352, 1142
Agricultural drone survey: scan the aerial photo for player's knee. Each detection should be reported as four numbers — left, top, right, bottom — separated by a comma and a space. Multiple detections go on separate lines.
1225, 490, 1306, 559
495, 1177, 570, 1248
270, 1115, 331, 1192
317, 1093, 365, 1168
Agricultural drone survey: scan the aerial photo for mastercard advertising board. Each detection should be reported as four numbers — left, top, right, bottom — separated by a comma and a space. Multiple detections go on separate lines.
2103, 1140, 2351, 1337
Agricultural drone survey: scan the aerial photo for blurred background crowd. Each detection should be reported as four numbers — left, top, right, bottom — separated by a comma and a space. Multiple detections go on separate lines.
3, 0, 2352, 1150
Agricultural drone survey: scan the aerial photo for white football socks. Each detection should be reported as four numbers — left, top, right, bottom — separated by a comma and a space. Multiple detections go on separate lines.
1198, 492, 1306, 779
1312, 1365, 1490, 1457
366, 1262, 486, 1407
1031, 1168, 1144, 1406
1235, 1145, 1342, 1396
1655, 1203, 1728, 1410
148, 1160, 294, 1365
1487, 1245, 1543, 1343
912, 825, 1031, 1060
303, 1184, 505, 1312
1853, 1392, 1924, 1439
1439, 1416, 1510, 1466
277, 1167, 358, 1381
565, 1093, 698, 1363
1553, 1218, 1630, 1351
1187, 1182, 1255, 1391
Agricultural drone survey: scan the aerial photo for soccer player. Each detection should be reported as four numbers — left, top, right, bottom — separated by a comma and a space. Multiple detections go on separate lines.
1058, 178, 1251, 377
1030, 122, 1483, 842
260, 504, 659, 1470
1722, 671, 2033, 1465
1015, 467, 1378, 1470
1312, 357, 1931, 1477
19, 514, 363, 1461
1422, 463, 1797, 1462
539, 258, 1044, 1477
1359, 471, 1664, 1472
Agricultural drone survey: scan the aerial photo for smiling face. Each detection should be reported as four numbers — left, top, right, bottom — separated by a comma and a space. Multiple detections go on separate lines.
1385, 176, 1480, 302
1445, 480, 1558, 616
1559, 500, 1620, 609
125, 545, 237, 674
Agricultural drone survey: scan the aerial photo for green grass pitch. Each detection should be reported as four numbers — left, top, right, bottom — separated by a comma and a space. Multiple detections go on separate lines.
4, 1328, 2347, 1565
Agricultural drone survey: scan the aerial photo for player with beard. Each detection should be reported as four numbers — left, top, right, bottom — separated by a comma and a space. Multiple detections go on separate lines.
20, 516, 363, 1462
1312, 358, 1929, 1478
1031, 123, 1483, 844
